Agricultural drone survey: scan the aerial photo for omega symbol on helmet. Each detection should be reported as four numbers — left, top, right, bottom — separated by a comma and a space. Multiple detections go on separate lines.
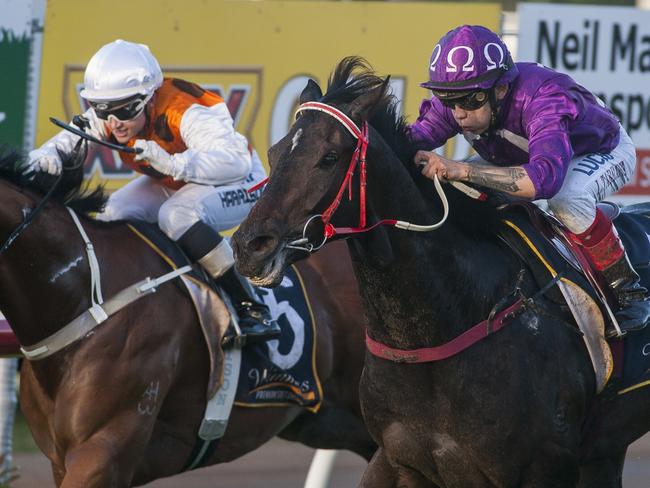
429, 44, 442, 71
446, 46, 475, 73
484, 43, 505, 70
96, 103, 108, 110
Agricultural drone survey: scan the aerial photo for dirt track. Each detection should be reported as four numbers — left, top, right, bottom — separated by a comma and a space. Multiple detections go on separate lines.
11, 432, 650, 487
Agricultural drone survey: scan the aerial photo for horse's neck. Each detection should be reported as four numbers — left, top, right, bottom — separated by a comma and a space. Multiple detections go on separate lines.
350, 143, 519, 349
0, 205, 96, 345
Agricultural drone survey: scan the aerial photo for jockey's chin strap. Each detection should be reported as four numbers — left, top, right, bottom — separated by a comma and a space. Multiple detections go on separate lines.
248, 101, 485, 253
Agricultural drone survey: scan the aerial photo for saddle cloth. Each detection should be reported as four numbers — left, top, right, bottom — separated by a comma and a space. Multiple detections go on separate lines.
498, 202, 650, 395
128, 222, 323, 412
235, 266, 323, 412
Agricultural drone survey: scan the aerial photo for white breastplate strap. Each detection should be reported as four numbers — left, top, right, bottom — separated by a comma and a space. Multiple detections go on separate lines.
21, 266, 192, 360
67, 207, 104, 311
20, 208, 192, 360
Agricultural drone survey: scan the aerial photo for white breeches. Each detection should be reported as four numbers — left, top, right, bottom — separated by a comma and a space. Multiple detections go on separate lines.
469, 125, 636, 234
98, 155, 267, 240
546, 126, 636, 234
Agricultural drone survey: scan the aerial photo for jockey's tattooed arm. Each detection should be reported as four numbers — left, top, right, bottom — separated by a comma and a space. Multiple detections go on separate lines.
465, 164, 535, 199
415, 151, 536, 199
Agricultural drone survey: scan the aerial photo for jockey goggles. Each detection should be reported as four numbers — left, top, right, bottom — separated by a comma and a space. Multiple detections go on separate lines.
431, 89, 490, 111
89, 95, 148, 121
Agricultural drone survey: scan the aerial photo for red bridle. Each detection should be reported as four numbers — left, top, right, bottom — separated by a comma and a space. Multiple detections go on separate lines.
248, 100, 473, 253
295, 102, 395, 240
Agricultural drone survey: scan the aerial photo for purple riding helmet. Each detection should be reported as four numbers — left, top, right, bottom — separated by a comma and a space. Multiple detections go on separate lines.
421, 25, 518, 94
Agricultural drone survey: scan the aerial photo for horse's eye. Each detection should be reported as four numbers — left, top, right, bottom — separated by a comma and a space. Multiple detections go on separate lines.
320, 151, 338, 167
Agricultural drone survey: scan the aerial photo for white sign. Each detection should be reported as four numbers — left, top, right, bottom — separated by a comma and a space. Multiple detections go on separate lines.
518, 4, 650, 199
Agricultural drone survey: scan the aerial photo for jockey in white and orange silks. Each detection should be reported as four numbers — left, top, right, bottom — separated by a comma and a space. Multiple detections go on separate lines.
410, 25, 650, 338
26, 40, 280, 345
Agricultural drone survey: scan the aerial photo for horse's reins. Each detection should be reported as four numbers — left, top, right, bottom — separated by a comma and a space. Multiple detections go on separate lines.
0, 116, 144, 256
0, 126, 88, 256
249, 101, 484, 253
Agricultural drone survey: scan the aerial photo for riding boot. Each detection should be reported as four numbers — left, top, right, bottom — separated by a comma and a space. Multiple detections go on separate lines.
212, 265, 281, 345
177, 222, 280, 345
576, 208, 650, 338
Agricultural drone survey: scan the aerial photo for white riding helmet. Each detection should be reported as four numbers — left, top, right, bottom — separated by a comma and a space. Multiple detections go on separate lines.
80, 39, 163, 102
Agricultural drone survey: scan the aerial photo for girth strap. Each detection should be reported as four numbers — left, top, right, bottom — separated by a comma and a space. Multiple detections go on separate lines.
365, 298, 524, 363
21, 266, 191, 360
20, 207, 191, 360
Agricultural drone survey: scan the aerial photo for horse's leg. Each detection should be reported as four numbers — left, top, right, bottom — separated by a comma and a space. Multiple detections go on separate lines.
278, 403, 377, 461
358, 448, 435, 487
518, 446, 580, 488
577, 451, 626, 488
59, 413, 158, 488
51, 462, 66, 487
359, 448, 398, 487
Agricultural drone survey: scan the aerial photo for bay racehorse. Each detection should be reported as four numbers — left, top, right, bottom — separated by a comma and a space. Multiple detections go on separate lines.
232, 57, 650, 487
0, 150, 375, 487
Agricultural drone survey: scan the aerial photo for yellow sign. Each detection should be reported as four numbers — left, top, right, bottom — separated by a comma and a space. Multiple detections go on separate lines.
37, 0, 500, 190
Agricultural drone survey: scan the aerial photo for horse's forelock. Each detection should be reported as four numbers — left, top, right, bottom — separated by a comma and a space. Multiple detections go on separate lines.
321, 58, 502, 239
322, 58, 416, 172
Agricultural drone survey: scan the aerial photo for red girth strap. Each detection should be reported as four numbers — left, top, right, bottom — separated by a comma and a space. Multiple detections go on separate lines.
365, 298, 525, 363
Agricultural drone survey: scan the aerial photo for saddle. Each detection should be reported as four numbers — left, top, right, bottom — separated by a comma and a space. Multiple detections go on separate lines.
498, 201, 650, 393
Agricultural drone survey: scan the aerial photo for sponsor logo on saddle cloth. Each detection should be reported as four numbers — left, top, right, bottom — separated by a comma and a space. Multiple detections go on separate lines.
235, 266, 323, 412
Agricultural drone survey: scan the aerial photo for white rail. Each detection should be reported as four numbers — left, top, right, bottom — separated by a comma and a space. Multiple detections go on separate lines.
304, 449, 338, 488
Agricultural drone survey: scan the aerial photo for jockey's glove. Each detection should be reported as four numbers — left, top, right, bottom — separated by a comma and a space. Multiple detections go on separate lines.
24, 149, 63, 176
134, 140, 179, 178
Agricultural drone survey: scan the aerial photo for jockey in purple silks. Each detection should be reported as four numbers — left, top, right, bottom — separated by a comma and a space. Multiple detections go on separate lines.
410, 24, 650, 338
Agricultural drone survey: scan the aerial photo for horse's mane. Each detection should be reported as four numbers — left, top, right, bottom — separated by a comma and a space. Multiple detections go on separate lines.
321, 57, 502, 238
0, 149, 107, 216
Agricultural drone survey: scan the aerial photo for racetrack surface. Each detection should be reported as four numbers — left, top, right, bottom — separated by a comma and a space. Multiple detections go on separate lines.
11, 433, 650, 487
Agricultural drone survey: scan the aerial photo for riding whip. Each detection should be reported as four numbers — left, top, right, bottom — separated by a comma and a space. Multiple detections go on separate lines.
49, 117, 143, 154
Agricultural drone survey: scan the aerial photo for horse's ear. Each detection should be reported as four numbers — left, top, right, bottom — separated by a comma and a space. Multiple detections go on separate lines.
348, 76, 391, 122
299, 79, 323, 104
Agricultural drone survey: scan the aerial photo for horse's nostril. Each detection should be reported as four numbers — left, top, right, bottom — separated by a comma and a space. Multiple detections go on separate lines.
248, 235, 277, 256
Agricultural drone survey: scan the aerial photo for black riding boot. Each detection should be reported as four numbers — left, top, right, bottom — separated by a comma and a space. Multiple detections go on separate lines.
602, 253, 650, 338
177, 221, 280, 346
215, 266, 281, 345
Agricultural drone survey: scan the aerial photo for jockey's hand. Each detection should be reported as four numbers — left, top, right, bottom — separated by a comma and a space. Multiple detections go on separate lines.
24, 150, 62, 176
133, 140, 177, 176
415, 150, 468, 182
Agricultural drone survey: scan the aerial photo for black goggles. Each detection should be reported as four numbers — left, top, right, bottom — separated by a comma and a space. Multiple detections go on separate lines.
89, 96, 147, 121
433, 90, 490, 111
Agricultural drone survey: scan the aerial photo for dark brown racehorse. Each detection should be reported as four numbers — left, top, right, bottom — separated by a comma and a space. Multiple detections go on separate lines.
233, 57, 650, 487
0, 151, 375, 487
